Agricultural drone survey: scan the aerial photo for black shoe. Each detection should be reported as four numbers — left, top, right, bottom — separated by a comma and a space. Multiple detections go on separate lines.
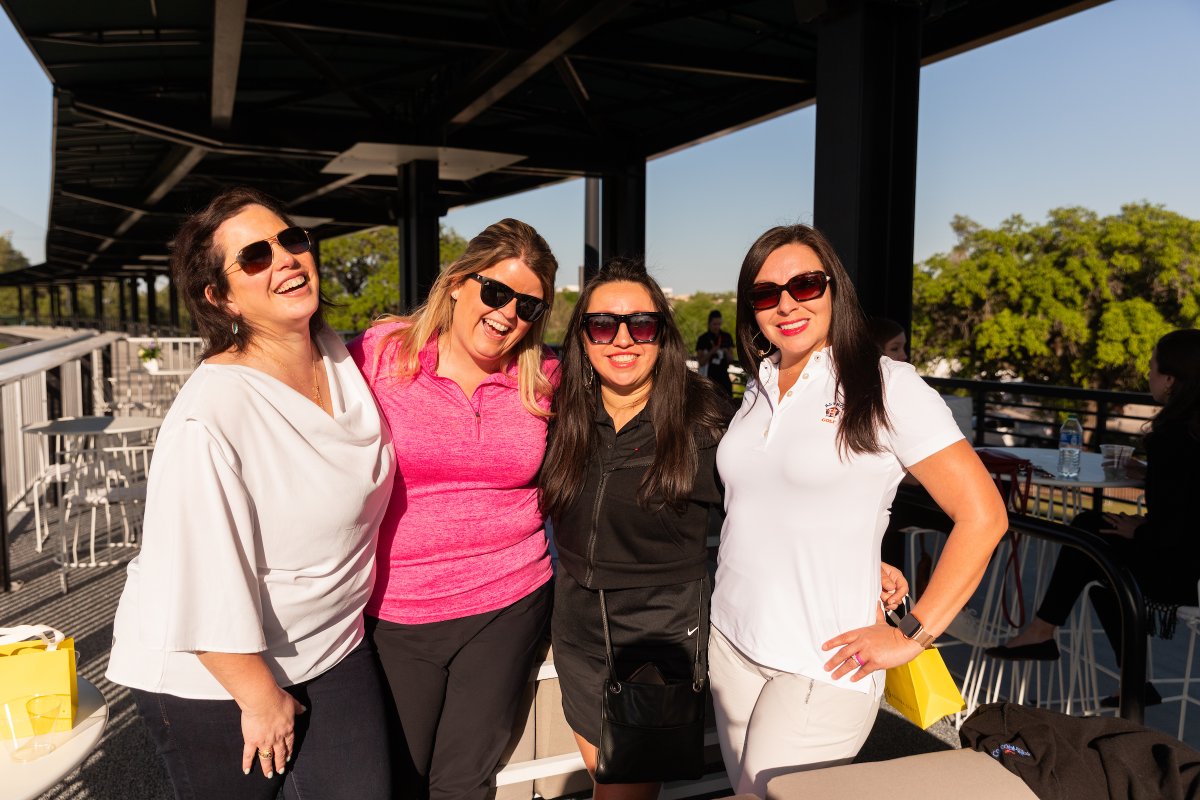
984, 639, 1061, 661
1100, 683, 1162, 708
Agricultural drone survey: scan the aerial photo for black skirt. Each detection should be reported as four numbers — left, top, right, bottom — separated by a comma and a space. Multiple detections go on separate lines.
551, 566, 710, 745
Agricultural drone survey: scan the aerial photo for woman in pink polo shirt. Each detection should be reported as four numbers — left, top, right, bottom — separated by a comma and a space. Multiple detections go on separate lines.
349, 219, 557, 800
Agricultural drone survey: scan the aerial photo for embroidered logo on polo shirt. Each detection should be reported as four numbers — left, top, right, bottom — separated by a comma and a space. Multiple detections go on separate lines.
821, 402, 843, 424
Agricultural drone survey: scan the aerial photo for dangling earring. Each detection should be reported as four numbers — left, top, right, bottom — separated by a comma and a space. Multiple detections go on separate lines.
584, 361, 595, 389
232, 319, 239, 335
752, 330, 772, 358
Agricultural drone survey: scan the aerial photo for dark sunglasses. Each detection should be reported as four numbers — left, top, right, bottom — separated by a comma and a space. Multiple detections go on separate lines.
225, 227, 312, 275
749, 270, 833, 311
582, 312, 666, 345
468, 273, 548, 323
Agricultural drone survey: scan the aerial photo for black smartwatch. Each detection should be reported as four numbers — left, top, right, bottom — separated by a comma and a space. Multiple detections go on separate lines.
896, 611, 936, 649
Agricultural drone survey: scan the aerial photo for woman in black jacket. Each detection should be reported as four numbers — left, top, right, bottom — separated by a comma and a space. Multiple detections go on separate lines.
539, 258, 727, 800
989, 329, 1200, 703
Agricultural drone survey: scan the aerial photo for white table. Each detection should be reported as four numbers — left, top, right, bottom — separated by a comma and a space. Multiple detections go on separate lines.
23, 415, 163, 439
982, 446, 1143, 520
2, 678, 108, 800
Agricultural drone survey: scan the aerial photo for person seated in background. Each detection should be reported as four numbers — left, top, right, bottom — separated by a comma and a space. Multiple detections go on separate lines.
987, 329, 1200, 706
696, 309, 736, 401
867, 317, 908, 362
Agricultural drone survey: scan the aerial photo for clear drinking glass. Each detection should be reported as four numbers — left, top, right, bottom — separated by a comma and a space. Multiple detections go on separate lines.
11, 695, 63, 762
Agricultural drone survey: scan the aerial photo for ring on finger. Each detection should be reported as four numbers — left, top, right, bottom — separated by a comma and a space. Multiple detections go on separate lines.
852, 653, 864, 667
258, 749, 274, 760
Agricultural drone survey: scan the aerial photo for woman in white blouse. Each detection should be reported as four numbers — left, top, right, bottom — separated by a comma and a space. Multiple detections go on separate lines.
710, 224, 1007, 795
106, 187, 395, 800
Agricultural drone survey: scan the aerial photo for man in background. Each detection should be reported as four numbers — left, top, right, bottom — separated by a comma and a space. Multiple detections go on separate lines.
696, 309, 735, 401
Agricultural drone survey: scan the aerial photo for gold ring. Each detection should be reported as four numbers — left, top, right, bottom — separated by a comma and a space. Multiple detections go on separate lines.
258, 749, 274, 760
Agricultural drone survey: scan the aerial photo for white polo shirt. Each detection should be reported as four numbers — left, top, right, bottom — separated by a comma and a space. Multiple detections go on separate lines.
711, 349, 962, 695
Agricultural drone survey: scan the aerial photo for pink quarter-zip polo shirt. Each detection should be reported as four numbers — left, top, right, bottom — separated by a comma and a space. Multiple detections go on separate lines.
349, 322, 555, 624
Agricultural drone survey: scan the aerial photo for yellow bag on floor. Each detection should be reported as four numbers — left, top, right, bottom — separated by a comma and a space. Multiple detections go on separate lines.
884, 646, 965, 730
0, 625, 78, 739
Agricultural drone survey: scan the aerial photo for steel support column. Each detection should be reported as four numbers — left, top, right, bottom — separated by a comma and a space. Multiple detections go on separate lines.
584, 177, 601, 284
168, 274, 180, 330
146, 273, 159, 329
118, 279, 128, 326
17, 285, 24, 321
600, 161, 646, 264
94, 279, 104, 328
69, 283, 80, 327
31, 286, 39, 324
397, 160, 440, 313
813, 0, 921, 333
128, 278, 140, 326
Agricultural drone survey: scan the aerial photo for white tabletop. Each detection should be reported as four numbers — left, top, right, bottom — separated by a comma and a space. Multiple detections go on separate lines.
2, 678, 108, 800
22, 415, 164, 437
982, 446, 1144, 490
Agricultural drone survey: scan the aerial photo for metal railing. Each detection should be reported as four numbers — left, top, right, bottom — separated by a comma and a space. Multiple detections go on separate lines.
895, 488, 1149, 723
926, 377, 1155, 449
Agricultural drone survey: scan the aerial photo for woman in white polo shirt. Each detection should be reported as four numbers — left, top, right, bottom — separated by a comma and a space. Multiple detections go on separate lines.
710, 224, 1007, 796
106, 187, 395, 800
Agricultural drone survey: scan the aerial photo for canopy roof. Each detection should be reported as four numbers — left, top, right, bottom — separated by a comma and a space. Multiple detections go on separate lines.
1, 0, 1103, 286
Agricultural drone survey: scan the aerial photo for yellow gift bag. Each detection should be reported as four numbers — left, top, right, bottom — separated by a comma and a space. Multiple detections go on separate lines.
884, 646, 965, 730
0, 626, 78, 738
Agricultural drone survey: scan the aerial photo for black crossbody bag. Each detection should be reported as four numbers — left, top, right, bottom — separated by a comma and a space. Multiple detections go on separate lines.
594, 580, 708, 784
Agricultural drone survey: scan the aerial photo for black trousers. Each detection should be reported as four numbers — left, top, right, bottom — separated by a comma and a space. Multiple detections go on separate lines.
1036, 511, 1196, 665
130, 642, 390, 800
367, 581, 551, 800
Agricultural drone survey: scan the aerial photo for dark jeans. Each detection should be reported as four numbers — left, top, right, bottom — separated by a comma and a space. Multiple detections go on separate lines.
367, 580, 551, 800
130, 642, 390, 800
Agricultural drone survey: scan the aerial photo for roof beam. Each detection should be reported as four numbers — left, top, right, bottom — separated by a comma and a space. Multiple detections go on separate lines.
571, 38, 813, 84
212, 0, 248, 129
446, 0, 637, 126
246, 6, 502, 52
264, 26, 392, 125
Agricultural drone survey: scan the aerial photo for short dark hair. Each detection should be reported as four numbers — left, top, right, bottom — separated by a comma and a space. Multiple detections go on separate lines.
708, 309, 722, 322
169, 186, 329, 360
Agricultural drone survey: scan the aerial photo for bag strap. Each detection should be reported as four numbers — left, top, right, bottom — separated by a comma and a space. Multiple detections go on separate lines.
0, 626, 65, 650
598, 580, 706, 693
599, 589, 619, 689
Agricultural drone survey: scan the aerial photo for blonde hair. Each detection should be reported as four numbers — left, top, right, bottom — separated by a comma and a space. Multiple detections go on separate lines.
376, 218, 558, 417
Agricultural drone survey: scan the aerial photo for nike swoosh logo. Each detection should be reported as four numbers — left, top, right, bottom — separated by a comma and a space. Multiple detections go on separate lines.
687, 627, 699, 636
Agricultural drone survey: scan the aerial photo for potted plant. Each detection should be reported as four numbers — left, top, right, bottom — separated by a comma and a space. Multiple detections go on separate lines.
138, 342, 163, 373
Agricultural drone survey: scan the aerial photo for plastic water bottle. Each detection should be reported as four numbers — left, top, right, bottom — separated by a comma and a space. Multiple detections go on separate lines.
1057, 416, 1083, 478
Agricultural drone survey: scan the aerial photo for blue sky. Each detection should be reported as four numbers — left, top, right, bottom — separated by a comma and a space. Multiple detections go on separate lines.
2, 0, 1198, 293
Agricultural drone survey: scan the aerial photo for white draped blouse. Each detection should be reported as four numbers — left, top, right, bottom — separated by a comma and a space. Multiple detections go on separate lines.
106, 327, 395, 699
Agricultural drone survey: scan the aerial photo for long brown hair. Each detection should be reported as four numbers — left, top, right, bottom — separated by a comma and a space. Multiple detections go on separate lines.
375, 218, 558, 417
539, 258, 727, 517
735, 224, 889, 457
170, 186, 330, 360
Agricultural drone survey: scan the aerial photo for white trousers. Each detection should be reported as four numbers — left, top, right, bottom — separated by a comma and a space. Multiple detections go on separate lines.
709, 626, 880, 796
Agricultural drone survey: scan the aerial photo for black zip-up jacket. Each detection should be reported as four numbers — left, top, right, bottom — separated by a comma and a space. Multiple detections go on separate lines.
553, 401, 723, 591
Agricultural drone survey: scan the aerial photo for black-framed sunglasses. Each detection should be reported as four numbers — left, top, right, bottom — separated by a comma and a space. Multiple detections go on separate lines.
225, 227, 312, 275
749, 270, 833, 311
468, 273, 548, 323
581, 312, 666, 345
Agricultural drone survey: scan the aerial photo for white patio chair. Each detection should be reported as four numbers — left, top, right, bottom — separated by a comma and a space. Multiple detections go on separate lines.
55, 445, 153, 592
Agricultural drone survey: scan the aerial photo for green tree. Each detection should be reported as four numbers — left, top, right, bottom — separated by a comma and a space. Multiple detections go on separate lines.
320, 224, 470, 334
0, 232, 30, 317
912, 203, 1200, 391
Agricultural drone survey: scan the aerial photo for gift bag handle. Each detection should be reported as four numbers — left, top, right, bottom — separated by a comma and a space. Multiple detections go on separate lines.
0, 626, 65, 650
